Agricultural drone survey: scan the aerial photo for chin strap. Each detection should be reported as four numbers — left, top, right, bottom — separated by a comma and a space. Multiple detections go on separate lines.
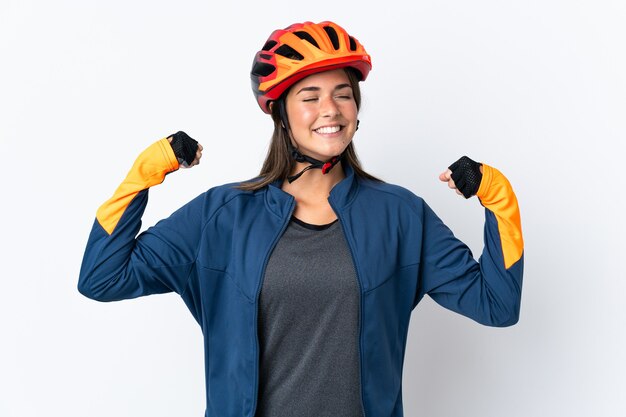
286, 145, 343, 183
277, 98, 344, 183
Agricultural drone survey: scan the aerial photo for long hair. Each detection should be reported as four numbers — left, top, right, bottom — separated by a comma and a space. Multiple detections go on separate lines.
238, 68, 381, 191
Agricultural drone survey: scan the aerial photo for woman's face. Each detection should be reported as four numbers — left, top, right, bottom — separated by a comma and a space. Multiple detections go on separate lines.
285, 69, 358, 162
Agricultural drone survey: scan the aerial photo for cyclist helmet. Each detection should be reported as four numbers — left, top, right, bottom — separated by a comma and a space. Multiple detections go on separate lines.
250, 21, 372, 113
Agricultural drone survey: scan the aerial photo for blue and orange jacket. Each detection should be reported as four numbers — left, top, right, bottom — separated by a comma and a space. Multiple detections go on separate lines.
78, 138, 524, 417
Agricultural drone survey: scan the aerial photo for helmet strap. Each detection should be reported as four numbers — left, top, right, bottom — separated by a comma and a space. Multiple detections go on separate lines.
286, 143, 343, 183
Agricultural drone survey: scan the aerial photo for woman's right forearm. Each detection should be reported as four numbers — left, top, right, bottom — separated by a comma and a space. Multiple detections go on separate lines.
96, 138, 179, 235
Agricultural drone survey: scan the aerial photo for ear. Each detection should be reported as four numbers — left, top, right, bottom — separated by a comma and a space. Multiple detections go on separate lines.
268, 101, 274, 113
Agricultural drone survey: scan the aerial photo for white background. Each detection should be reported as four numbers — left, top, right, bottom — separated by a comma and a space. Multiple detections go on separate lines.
1, 1, 625, 416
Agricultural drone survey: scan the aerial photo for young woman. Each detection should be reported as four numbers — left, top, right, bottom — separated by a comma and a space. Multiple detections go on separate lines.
79, 21, 524, 417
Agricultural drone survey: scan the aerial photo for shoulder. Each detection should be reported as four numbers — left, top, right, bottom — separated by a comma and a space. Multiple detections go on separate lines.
205, 178, 270, 201
204, 180, 258, 199
180, 179, 267, 216
356, 178, 427, 213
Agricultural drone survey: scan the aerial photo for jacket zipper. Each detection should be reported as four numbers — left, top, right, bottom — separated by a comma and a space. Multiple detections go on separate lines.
329, 199, 368, 417
250, 198, 295, 417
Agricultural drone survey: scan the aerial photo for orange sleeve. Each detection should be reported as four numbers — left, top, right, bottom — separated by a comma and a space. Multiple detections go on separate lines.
96, 138, 179, 235
476, 164, 524, 269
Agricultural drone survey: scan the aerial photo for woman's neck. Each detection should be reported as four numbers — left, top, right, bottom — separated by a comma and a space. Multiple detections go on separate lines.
281, 162, 345, 225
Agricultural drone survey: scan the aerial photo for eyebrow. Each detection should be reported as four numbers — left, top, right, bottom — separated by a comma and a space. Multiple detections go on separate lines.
296, 83, 352, 95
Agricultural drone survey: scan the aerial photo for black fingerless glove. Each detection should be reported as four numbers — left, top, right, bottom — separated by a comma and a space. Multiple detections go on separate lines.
168, 131, 198, 166
448, 156, 483, 199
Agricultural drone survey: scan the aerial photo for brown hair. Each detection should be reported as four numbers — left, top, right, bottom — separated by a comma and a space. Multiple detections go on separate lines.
237, 68, 381, 191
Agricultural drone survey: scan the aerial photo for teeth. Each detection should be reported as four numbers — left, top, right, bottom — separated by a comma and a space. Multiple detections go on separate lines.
315, 126, 341, 134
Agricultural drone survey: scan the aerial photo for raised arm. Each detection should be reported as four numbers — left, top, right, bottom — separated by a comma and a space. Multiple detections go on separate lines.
418, 156, 524, 326
78, 132, 203, 302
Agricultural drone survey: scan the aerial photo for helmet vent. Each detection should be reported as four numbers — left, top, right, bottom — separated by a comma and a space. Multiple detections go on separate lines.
252, 62, 276, 77
349, 36, 357, 51
262, 40, 277, 51
294, 31, 320, 48
260, 53, 272, 60
275, 45, 304, 60
323, 26, 340, 50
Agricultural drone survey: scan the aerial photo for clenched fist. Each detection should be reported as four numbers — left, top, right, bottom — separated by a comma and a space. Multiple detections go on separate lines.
168, 131, 203, 168
439, 156, 483, 198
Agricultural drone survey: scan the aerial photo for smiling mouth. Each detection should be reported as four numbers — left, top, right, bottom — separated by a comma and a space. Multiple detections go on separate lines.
314, 125, 343, 134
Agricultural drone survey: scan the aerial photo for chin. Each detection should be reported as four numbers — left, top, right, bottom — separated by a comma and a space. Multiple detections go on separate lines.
314, 147, 349, 160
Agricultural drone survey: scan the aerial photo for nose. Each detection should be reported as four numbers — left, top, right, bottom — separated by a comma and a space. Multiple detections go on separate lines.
320, 96, 340, 118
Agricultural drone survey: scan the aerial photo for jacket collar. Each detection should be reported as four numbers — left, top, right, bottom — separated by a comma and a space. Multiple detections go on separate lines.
265, 163, 360, 219
328, 163, 360, 209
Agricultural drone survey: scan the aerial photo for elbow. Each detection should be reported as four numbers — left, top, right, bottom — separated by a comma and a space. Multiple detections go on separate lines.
77, 271, 110, 302
78, 255, 104, 300
490, 313, 519, 328
483, 301, 521, 327
78, 281, 95, 300
77, 275, 99, 301
77, 269, 92, 298
478, 313, 519, 328
481, 277, 523, 327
